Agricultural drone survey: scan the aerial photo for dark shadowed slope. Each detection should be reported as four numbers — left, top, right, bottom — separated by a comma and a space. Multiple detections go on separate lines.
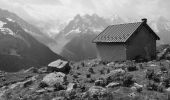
0, 17, 64, 72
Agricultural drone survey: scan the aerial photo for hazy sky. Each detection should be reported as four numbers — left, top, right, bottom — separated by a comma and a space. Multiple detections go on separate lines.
0, 0, 170, 31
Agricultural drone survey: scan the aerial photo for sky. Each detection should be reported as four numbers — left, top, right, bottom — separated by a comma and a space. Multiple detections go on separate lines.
0, 0, 170, 33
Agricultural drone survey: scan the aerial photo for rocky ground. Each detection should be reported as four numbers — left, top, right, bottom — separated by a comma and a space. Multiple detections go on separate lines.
0, 58, 170, 100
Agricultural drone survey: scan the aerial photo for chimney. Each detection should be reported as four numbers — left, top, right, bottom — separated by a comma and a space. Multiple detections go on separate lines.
142, 18, 147, 23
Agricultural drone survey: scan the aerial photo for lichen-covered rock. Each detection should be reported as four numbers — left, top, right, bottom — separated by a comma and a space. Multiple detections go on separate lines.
42, 72, 66, 86
47, 59, 71, 74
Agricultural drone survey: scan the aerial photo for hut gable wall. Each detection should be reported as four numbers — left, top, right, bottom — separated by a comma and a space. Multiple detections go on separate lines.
126, 25, 156, 60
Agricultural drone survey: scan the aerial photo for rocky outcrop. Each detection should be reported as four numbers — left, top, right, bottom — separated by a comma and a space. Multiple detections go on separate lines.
47, 59, 71, 74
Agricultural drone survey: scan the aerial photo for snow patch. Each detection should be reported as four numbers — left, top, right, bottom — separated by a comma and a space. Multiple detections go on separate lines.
6, 18, 15, 22
0, 28, 15, 36
0, 21, 6, 28
65, 28, 81, 36
0, 20, 15, 36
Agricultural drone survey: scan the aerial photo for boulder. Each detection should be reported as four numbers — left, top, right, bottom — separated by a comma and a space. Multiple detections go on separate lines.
87, 86, 107, 97
42, 72, 66, 87
106, 82, 120, 88
104, 69, 125, 83
47, 59, 71, 74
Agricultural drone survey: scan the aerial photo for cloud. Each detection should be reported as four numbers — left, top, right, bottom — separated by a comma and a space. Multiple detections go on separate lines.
0, 0, 169, 34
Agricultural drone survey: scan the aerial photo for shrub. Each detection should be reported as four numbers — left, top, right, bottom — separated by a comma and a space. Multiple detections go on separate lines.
122, 74, 134, 87
160, 66, 167, 72
146, 81, 158, 91
152, 74, 161, 82
99, 69, 105, 75
99, 61, 108, 65
86, 74, 91, 78
39, 82, 48, 88
127, 65, 137, 71
73, 74, 78, 79
146, 81, 164, 92
146, 69, 154, 80
126, 61, 137, 71
162, 74, 170, 88
54, 83, 65, 91
107, 69, 110, 74
88, 68, 94, 74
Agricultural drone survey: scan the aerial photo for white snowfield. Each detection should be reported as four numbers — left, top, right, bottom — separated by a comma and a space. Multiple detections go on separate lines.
6, 18, 15, 22
0, 20, 15, 36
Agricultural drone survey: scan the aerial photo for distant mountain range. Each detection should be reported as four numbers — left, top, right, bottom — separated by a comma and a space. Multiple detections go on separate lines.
56, 14, 170, 61
0, 8, 170, 62
0, 14, 64, 72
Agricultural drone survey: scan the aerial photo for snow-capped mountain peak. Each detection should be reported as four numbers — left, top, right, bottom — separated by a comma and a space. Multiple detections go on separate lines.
60, 14, 113, 37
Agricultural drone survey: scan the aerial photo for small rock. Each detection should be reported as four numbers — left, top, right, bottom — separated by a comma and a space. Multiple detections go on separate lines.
52, 97, 65, 100
134, 83, 143, 88
36, 89, 46, 93
166, 87, 170, 92
24, 67, 38, 73
94, 80, 106, 87
23, 75, 38, 88
38, 67, 48, 73
128, 92, 136, 98
23, 79, 33, 88
107, 62, 115, 66
106, 82, 120, 88
149, 64, 157, 67
66, 83, 77, 91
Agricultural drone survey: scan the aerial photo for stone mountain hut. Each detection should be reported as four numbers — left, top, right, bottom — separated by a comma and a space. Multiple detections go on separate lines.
93, 18, 160, 61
